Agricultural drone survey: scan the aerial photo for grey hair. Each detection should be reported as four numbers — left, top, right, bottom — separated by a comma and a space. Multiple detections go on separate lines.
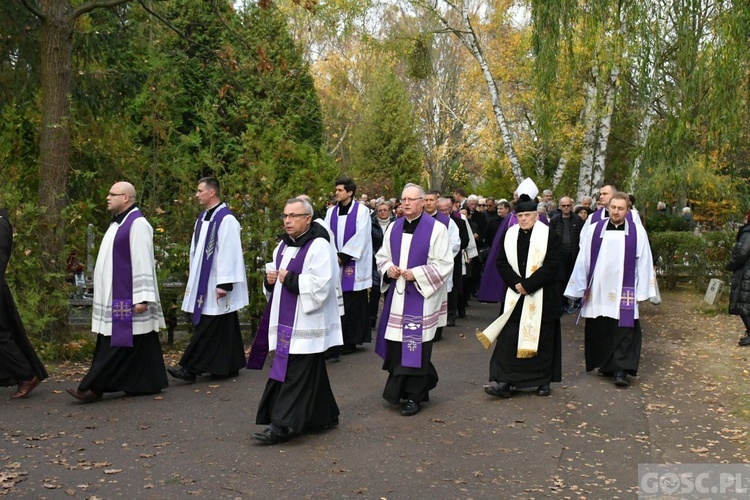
437, 197, 452, 206
287, 197, 314, 216
403, 183, 426, 198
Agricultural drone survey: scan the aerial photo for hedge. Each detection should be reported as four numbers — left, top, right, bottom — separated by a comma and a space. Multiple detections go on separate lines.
649, 231, 736, 290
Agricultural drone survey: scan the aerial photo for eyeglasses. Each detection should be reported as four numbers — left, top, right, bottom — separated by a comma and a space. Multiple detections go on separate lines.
280, 213, 311, 220
108, 193, 126, 197
400, 197, 423, 203
560, 204, 572, 207
478, 204, 486, 207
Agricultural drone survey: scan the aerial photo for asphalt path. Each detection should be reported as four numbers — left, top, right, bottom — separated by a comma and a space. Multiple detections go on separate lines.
2, 298, 747, 498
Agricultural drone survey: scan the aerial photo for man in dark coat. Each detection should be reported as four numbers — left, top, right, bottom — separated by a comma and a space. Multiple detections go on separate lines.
549, 196, 584, 309
483, 195, 562, 398
0, 208, 48, 399
727, 209, 750, 346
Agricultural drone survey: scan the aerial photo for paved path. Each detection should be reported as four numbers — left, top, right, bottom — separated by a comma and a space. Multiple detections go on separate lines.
2, 296, 747, 498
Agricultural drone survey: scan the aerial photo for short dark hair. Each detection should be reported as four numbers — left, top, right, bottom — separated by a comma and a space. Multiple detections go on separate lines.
426, 189, 441, 197
453, 188, 466, 198
199, 176, 221, 198
498, 201, 511, 211
335, 177, 357, 197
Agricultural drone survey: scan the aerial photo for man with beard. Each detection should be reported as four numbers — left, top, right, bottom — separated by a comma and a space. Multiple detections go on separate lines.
565, 192, 657, 387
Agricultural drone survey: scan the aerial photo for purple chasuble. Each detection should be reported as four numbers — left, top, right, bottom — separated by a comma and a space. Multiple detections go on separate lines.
375, 214, 435, 368
330, 202, 359, 292
247, 238, 314, 382
191, 205, 231, 325
580, 211, 637, 327
111, 209, 144, 348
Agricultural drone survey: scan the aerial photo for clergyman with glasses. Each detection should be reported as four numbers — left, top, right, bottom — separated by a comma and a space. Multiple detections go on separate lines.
67, 181, 168, 402
168, 177, 249, 383
249, 198, 343, 444
374, 183, 453, 417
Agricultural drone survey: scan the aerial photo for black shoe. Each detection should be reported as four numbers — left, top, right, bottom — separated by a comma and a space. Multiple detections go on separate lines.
457, 310, 466, 318
739, 334, 750, 347
210, 371, 239, 380
167, 366, 196, 383
401, 400, 421, 416
536, 385, 551, 396
446, 318, 456, 327
252, 427, 289, 445
484, 382, 512, 398
340, 344, 356, 355
433, 328, 443, 342
614, 371, 629, 387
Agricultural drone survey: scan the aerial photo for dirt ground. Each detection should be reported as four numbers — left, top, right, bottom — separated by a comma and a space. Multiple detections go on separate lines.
1, 290, 749, 499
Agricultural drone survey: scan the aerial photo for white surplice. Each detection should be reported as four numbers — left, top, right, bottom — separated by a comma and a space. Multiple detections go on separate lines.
565, 218, 656, 320
266, 237, 343, 354
376, 216, 454, 342
91, 210, 165, 336
325, 203, 373, 291
181, 203, 249, 315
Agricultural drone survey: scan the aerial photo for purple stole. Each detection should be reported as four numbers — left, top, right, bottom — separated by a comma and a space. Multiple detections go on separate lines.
191, 205, 231, 325
330, 202, 359, 291
375, 215, 435, 368
589, 207, 607, 225
581, 211, 637, 327
247, 238, 314, 381
111, 209, 144, 348
433, 212, 450, 229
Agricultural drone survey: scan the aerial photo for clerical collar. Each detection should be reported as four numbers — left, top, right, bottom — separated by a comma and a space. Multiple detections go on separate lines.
403, 213, 423, 234
204, 202, 223, 221
282, 221, 328, 247
607, 221, 625, 230
112, 204, 137, 224
427, 211, 438, 218
337, 200, 352, 215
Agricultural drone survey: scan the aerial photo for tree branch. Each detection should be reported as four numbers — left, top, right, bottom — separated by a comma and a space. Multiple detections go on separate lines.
18, 0, 43, 19
70, 0, 134, 20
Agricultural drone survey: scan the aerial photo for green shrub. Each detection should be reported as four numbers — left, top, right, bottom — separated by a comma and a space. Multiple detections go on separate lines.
649, 230, 734, 290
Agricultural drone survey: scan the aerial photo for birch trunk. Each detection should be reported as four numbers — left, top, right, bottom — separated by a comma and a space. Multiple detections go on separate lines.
577, 74, 598, 201
592, 65, 619, 190
422, 1, 524, 183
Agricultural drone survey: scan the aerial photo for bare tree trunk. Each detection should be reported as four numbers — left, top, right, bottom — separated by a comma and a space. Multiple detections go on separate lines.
551, 150, 569, 190
37, 2, 75, 279
419, 1, 524, 184
592, 66, 619, 190
577, 74, 598, 201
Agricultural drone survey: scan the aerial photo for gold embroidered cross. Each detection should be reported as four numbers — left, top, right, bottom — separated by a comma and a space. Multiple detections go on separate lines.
608, 292, 617, 302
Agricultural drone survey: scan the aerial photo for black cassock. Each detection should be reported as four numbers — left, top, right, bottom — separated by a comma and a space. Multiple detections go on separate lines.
490, 225, 562, 389
0, 209, 48, 387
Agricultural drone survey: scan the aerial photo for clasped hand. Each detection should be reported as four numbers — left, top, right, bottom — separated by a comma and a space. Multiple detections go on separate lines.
388, 266, 415, 282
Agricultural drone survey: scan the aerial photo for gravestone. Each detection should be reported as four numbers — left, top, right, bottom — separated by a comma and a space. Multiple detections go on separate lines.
703, 279, 724, 305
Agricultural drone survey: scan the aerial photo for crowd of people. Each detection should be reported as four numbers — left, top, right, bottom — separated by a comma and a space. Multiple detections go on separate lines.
6, 174, 716, 447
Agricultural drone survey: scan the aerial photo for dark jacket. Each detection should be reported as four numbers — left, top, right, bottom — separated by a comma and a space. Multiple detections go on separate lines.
371, 213, 394, 285
727, 223, 750, 316
549, 212, 584, 251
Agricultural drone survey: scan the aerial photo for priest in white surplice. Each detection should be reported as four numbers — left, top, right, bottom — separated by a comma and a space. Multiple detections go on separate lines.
68, 182, 167, 403
375, 183, 453, 417
249, 198, 342, 445
324, 177, 372, 358
565, 192, 656, 388
169, 177, 249, 383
